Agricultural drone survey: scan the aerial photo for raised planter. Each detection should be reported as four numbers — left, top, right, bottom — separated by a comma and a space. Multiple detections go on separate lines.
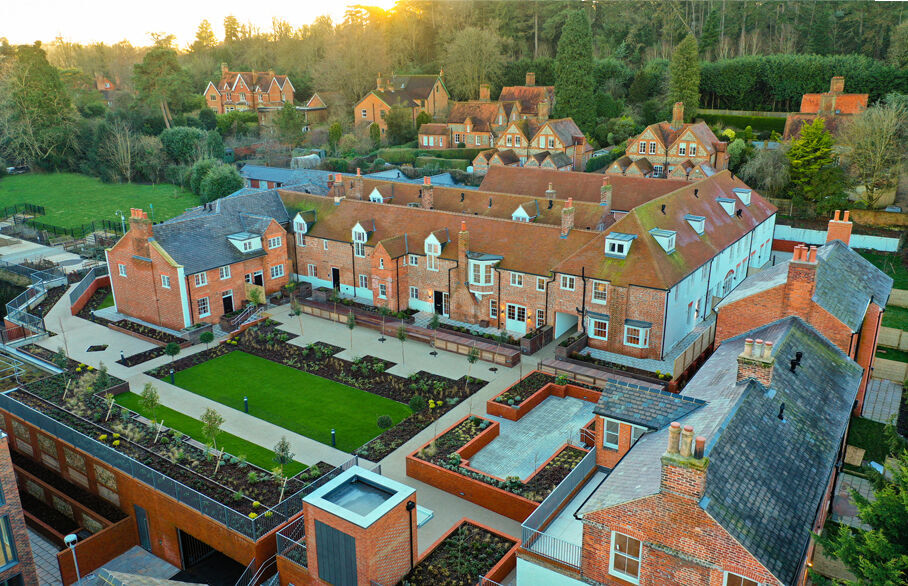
106, 322, 191, 348
488, 379, 602, 422
555, 333, 588, 360
180, 322, 213, 345
563, 353, 669, 388
521, 325, 554, 355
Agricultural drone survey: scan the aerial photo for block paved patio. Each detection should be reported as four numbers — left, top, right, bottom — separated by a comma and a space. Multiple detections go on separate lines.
831, 472, 873, 531
862, 377, 902, 424
28, 528, 62, 586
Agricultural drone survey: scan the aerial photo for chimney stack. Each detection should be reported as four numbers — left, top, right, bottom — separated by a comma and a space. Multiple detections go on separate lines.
736, 337, 775, 387
458, 220, 469, 284
421, 175, 434, 210
661, 421, 708, 500
787, 244, 818, 315
376, 73, 382, 90
128, 208, 152, 258
561, 198, 575, 238
671, 102, 684, 129
333, 173, 345, 198
826, 209, 853, 246
538, 99, 550, 121
830, 76, 845, 94
525, 72, 536, 87
545, 183, 556, 200
353, 168, 364, 200
479, 83, 490, 101
221, 62, 229, 76
600, 177, 613, 209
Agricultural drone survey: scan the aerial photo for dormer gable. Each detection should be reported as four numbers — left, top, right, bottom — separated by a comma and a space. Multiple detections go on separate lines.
717, 197, 736, 216
352, 220, 375, 242
227, 232, 262, 253
649, 228, 677, 254
684, 214, 706, 235
511, 202, 538, 223
732, 187, 752, 206
424, 230, 448, 256
605, 232, 637, 258
368, 188, 388, 203
292, 211, 316, 234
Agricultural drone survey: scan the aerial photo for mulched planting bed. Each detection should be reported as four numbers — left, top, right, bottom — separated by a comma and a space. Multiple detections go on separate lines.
317, 289, 418, 321
400, 521, 516, 585
116, 346, 167, 367
20, 491, 79, 535
75, 287, 112, 324
493, 371, 600, 407
86, 344, 108, 352
570, 350, 672, 381
75, 286, 184, 345
415, 417, 587, 503
439, 322, 519, 346
30, 285, 67, 318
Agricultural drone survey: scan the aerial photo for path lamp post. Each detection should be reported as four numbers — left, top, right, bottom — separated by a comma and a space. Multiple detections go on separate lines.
115, 210, 126, 234
169, 368, 175, 384
244, 396, 249, 413
64, 533, 82, 585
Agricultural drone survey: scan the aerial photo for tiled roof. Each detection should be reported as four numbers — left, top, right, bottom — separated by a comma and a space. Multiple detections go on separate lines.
240, 165, 334, 193
418, 123, 448, 135
580, 316, 862, 585
800, 93, 868, 114
372, 74, 439, 107
447, 101, 499, 131
479, 166, 689, 210
497, 85, 554, 115
492, 149, 520, 165
153, 189, 289, 275
548, 152, 573, 168
594, 385, 706, 430
544, 118, 584, 145
218, 71, 290, 93
553, 171, 777, 288
643, 121, 720, 154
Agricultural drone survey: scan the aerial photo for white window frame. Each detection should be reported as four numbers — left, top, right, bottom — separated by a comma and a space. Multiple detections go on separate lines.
270, 264, 284, 279
678, 143, 686, 156
603, 418, 620, 448
560, 275, 575, 291
378, 283, 387, 299
515, 135, 521, 147
510, 272, 523, 287
592, 281, 607, 304
506, 135, 512, 147
638, 141, 646, 154
427, 254, 439, 271
361, 108, 367, 118
608, 241, 626, 256
323, 239, 328, 251
197, 297, 211, 318
242, 240, 253, 252
506, 304, 526, 322
536, 277, 546, 291
219, 266, 231, 280
358, 274, 368, 289
296, 233, 306, 246
609, 531, 641, 584
409, 286, 419, 300
536, 309, 545, 328
118, 264, 126, 277
268, 236, 282, 249
723, 572, 759, 586
624, 326, 650, 348
590, 318, 609, 341
653, 164, 663, 177
354, 242, 365, 257
161, 275, 170, 289
689, 143, 697, 156
490, 298, 498, 319
195, 273, 207, 287
307, 264, 317, 277
649, 141, 657, 155
548, 137, 555, 149
409, 254, 418, 266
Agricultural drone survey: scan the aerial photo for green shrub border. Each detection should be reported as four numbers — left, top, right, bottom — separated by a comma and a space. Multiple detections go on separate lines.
697, 113, 786, 134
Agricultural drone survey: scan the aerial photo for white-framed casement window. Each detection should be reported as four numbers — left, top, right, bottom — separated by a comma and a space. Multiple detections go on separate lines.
678, 143, 686, 156
219, 266, 231, 280
624, 326, 650, 348
161, 275, 171, 289
307, 264, 317, 277
536, 309, 545, 328
470, 262, 492, 285
609, 532, 641, 584
603, 418, 620, 449
268, 236, 282, 249
296, 233, 306, 246
409, 254, 418, 266
353, 230, 366, 257
723, 572, 758, 586
560, 275, 575, 291
590, 318, 609, 340
689, 143, 697, 156
537, 277, 546, 291
506, 135, 512, 147
638, 141, 646, 154
506, 304, 527, 322
118, 264, 127, 277
379, 258, 385, 269
323, 239, 329, 251
197, 297, 211, 318
270, 264, 284, 279
649, 141, 657, 155
378, 283, 387, 298
409, 286, 419, 300
195, 273, 207, 287
515, 135, 521, 147
592, 281, 607, 304
608, 241, 626, 256
454, 133, 461, 144
490, 299, 498, 319
243, 241, 253, 252
548, 137, 555, 149
358, 274, 368, 289
510, 272, 523, 287
653, 165, 663, 177
361, 108, 367, 118
427, 255, 438, 271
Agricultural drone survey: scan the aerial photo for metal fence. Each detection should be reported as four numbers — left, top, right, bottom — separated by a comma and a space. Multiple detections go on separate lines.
68, 265, 108, 306
276, 515, 308, 568
0, 203, 45, 219
1, 259, 66, 337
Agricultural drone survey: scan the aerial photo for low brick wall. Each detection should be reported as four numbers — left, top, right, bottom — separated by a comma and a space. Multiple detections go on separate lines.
457, 420, 500, 461
70, 275, 110, 316
415, 517, 520, 586
487, 381, 603, 422
106, 322, 191, 348
56, 516, 137, 585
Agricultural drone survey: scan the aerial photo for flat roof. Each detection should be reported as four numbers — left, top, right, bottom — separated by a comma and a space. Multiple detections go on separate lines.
303, 466, 415, 528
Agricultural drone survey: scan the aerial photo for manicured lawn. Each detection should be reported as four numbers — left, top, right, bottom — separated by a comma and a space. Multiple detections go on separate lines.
858, 251, 908, 290
876, 345, 908, 363
99, 292, 114, 309
170, 351, 412, 452
0, 172, 198, 228
883, 305, 908, 331
115, 392, 308, 477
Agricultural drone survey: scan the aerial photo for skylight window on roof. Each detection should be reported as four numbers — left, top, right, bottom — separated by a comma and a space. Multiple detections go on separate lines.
685, 214, 706, 235
717, 197, 736, 216
605, 233, 636, 258
649, 229, 677, 254
732, 187, 752, 206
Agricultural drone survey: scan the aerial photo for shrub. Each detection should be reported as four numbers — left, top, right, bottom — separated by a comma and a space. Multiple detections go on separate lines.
200, 164, 243, 202
160, 126, 207, 164
415, 157, 469, 170
376, 148, 418, 164
409, 395, 427, 412
189, 158, 218, 195
697, 113, 786, 134
377, 414, 393, 429
319, 158, 350, 173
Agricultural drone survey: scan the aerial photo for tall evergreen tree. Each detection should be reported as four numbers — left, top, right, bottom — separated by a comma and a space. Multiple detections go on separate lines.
699, 10, 721, 58
808, 4, 834, 56
223, 16, 240, 43
668, 34, 700, 121
554, 10, 595, 131
191, 20, 217, 52
133, 47, 192, 128
786, 118, 843, 206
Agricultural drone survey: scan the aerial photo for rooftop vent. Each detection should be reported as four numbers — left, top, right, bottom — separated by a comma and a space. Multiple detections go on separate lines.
735, 209, 743, 218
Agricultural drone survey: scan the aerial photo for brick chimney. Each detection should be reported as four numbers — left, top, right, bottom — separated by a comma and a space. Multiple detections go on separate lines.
571, 135, 585, 171
671, 102, 684, 129
600, 177, 613, 209
353, 168, 364, 200
376, 72, 383, 90
561, 198, 575, 238
479, 83, 490, 101
525, 72, 535, 87
787, 244, 818, 314
538, 99, 550, 121
128, 208, 152, 258
458, 220, 469, 282
333, 173, 345, 198
221, 62, 229, 76
826, 209, 852, 246
545, 182, 556, 200
830, 76, 845, 94
660, 422, 708, 500
819, 93, 835, 114
736, 338, 775, 387
421, 176, 434, 210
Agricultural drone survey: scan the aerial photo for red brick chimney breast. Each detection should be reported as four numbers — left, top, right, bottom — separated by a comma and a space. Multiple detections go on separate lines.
826, 209, 853, 246
660, 421, 709, 500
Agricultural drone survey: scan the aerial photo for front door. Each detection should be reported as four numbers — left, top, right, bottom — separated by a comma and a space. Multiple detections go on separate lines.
331, 267, 341, 290
222, 291, 234, 314
433, 290, 445, 315
505, 304, 528, 336
134, 505, 151, 552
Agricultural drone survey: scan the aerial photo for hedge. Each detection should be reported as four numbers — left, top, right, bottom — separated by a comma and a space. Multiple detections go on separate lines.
376, 148, 417, 164
415, 157, 469, 171
417, 148, 484, 160
696, 113, 786, 134
377, 147, 485, 164
585, 145, 627, 173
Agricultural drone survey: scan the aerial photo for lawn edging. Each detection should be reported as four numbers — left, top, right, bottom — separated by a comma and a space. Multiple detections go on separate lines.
488, 379, 603, 421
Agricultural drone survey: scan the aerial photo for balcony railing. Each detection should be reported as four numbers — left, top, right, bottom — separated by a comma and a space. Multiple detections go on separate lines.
276, 515, 308, 568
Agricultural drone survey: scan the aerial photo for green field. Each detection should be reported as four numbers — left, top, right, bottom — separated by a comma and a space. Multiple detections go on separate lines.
169, 351, 412, 452
883, 305, 908, 331
876, 345, 908, 363
99, 292, 115, 309
0, 173, 198, 229
859, 251, 908, 290
115, 392, 307, 477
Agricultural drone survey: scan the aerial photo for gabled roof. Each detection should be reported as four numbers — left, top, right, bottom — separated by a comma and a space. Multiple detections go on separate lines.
239, 165, 334, 194
153, 189, 290, 275
594, 385, 706, 430
497, 85, 554, 115
418, 123, 448, 136
639, 121, 720, 155
540, 118, 584, 146
552, 170, 777, 288
547, 152, 573, 168
580, 315, 862, 585
370, 74, 442, 108
447, 101, 499, 132
491, 149, 520, 165
218, 71, 292, 94
800, 93, 868, 114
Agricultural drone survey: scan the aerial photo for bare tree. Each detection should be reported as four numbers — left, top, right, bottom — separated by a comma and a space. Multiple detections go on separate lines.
103, 120, 134, 182
840, 103, 907, 209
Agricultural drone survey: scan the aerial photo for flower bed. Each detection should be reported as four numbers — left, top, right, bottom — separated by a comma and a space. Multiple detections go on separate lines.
439, 322, 519, 346
569, 350, 672, 382
400, 520, 518, 585
314, 287, 418, 321
74, 286, 186, 346
30, 285, 67, 318
115, 346, 167, 367
491, 371, 598, 407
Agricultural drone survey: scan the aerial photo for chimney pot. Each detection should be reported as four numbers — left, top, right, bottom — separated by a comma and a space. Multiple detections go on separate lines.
834, 209, 841, 221
843, 210, 850, 222
460, 220, 467, 232
680, 425, 694, 457
694, 436, 706, 459
743, 338, 754, 357
808, 246, 818, 263
762, 340, 773, 360
356, 168, 361, 176
424, 176, 431, 186
753, 339, 764, 357
667, 422, 681, 454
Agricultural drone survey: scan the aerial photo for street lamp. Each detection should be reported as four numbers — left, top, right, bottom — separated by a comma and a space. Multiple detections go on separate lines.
114, 210, 126, 235
64, 533, 82, 585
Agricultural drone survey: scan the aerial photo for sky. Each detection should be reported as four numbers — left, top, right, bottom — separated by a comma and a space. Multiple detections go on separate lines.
1, 0, 397, 47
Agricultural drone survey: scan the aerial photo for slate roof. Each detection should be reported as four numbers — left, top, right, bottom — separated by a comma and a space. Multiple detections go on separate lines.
371, 74, 440, 108
594, 385, 706, 430
717, 240, 893, 331
240, 165, 334, 194
153, 189, 289, 275
497, 85, 554, 115
580, 315, 862, 585
548, 152, 572, 168
544, 118, 584, 146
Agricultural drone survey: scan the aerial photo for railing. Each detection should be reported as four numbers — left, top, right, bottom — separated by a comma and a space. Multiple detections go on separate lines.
0, 203, 45, 219
520, 527, 582, 569
235, 555, 277, 586
2, 259, 66, 337
68, 265, 108, 306
276, 515, 308, 568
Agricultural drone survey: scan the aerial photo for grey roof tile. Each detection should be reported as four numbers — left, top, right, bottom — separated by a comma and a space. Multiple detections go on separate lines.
594, 385, 706, 429
239, 165, 334, 194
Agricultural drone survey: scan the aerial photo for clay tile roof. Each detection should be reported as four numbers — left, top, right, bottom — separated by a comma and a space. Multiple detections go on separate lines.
418, 123, 448, 136
529, 152, 548, 164
543, 118, 584, 145
645, 121, 719, 154
219, 71, 290, 93
493, 149, 520, 165
497, 85, 554, 115
378, 234, 410, 259
448, 101, 499, 131
373, 74, 440, 107
552, 170, 777, 288
800, 93, 869, 114
632, 158, 654, 174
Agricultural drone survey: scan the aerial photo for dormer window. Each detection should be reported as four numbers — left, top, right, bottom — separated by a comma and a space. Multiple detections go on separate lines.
732, 187, 752, 206
369, 188, 384, 203
685, 214, 706, 235
605, 233, 636, 258
717, 197, 736, 216
352, 226, 367, 257
649, 229, 676, 254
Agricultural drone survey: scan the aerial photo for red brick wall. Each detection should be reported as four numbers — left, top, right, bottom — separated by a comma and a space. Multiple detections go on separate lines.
595, 417, 636, 469
56, 517, 137, 585
0, 435, 38, 586
355, 94, 391, 132
855, 302, 883, 412
70, 275, 111, 316
579, 283, 668, 361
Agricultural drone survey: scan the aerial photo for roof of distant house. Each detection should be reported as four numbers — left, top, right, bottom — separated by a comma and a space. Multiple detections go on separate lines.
418, 123, 449, 136
370, 74, 442, 108
642, 120, 721, 154
497, 84, 554, 115
580, 315, 862, 585
799, 93, 868, 114
543, 118, 585, 146
447, 101, 500, 132
239, 165, 334, 194
215, 70, 292, 94
594, 385, 706, 430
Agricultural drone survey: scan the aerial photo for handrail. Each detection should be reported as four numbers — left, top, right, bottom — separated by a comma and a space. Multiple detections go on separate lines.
68, 265, 108, 306
2, 259, 66, 336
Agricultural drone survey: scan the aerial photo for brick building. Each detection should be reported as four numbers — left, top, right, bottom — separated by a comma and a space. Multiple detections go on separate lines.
417, 123, 449, 149
106, 190, 292, 331
783, 76, 869, 139
517, 315, 862, 586
715, 211, 892, 412
480, 117, 592, 172
354, 72, 449, 136
204, 63, 295, 115
607, 102, 728, 180
0, 433, 37, 586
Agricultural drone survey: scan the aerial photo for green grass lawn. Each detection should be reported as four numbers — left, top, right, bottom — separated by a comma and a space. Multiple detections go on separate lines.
876, 345, 908, 363
169, 351, 412, 452
858, 251, 908, 290
115, 393, 307, 477
98, 292, 114, 309
846, 416, 891, 465
883, 305, 908, 331
0, 172, 198, 229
